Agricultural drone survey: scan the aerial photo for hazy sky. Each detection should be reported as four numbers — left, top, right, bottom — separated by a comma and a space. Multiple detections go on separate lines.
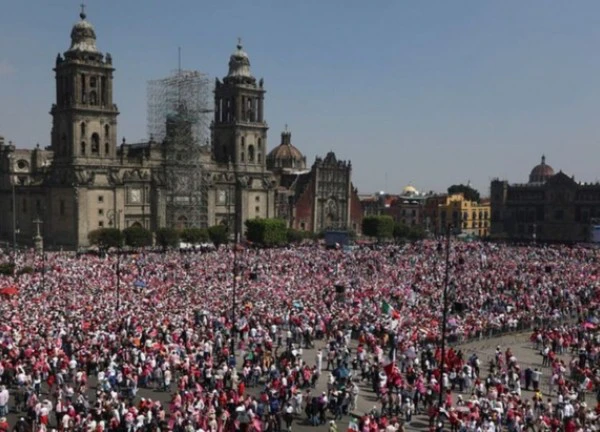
1, 1, 600, 196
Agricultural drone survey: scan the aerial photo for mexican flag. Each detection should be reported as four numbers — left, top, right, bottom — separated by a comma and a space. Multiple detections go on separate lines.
381, 300, 400, 319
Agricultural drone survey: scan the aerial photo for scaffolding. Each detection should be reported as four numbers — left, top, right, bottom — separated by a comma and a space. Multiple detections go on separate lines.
147, 69, 213, 229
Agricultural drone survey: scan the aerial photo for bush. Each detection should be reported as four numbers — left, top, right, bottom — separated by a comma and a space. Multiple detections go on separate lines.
362, 216, 394, 241
155, 227, 180, 250
17, 266, 34, 276
393, 223, 410, 241
287, 229, 306, 244
123, 226, 153, 248
88, 228, 123, 248
0, 263, 15, 276
208, 225, 229, 248
180, 227, 209, 244
245, 219, 288, 246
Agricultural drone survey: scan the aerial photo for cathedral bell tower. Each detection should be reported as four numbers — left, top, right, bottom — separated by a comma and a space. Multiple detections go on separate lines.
212, 40, 267, 172
50, 6, 118, 162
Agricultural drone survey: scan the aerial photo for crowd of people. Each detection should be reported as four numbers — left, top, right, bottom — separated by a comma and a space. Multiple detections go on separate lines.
0, 240, 597, 431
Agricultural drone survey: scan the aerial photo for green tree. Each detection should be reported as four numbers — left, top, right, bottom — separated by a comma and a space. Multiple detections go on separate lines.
448, 184, 480, 202
180, 227, 209, 244
407, 226, 427, 242
393, 223, 410, 241
362, 216, 394, 241
122, 226, 153, 248
208, 225, 229, 248
155, 227, 180, 250
245, 218, 288, 246
286, 229, 306, 244
88, 228, 123, 248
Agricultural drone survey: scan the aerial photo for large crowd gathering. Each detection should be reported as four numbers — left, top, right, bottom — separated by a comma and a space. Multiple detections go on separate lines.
0, 240, 598, 432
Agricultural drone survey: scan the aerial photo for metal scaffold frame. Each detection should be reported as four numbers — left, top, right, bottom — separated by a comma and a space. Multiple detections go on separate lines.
147, 68, 213, 230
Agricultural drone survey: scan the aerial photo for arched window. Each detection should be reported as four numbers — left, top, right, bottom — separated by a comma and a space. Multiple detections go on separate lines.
80, 122, 86, 137
104, 142, 109, 155
241, 136, 245, 147
248, 145, 255, 162
80, 142, 86, 155
104, 124, 110, 138
257, 153, 262, 163
257, 138, 262, 150
240, 152, 245, 162
89, 91, 97, 105
91, 133, 100, 154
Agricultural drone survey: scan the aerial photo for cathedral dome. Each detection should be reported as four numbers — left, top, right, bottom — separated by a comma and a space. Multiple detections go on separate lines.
529, 155, 554, 183
68, 9, 98, 53
267, 129, 306, 171
227, 40, 252, 80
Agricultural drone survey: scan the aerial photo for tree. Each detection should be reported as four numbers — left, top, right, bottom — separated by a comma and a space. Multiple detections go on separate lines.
208, 225, 229, 248
393, 223, 410, 241
407, 226, 427, 242
88, 228, 123, 248
180, 227, 209, 244
286, 229, 306, 244
245, 218, 288, 246
122, 226, 153, 248
448, 184, 480, 202
362, 216, 394, 241
155, 227, 180, 250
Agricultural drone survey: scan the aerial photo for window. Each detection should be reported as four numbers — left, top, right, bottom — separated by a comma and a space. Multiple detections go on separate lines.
98, 221, 104, 227
258, 138, 262, 150
255, 196, 260, 202
80, 142, 86, 155
255, 206, 260, 213
60, 200, 65, 216
81, 122, 86, 137
241, 136, 245, 147
104, 125, 110, 138
257, 153, 262, 163
104, 143, 109, 155
91, 133, 100, 154
90, 77, 97, 88
98, 209, 104, 216
300, 222, 305, 230
98, 195, 104, 203
248, 145, 255, 162
89, 91, 97, 105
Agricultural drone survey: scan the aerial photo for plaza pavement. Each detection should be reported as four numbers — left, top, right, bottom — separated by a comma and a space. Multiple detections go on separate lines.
4, 330, 593, 431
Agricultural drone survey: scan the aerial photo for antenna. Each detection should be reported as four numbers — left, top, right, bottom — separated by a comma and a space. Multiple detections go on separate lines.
177, 47, 182, 105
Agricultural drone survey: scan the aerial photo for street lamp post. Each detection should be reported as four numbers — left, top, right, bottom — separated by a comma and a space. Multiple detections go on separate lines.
438, 224, 452, 416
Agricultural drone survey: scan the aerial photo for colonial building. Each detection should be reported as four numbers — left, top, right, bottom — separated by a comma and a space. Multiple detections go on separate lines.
491, 156, 600, 243
267, 129, 363, 234
0, 9, 360, 248
437, 193, 491, 237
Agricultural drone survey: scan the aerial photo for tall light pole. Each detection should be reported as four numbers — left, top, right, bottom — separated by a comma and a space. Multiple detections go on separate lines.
438, 224, 452, 416
7, 154, 17, 252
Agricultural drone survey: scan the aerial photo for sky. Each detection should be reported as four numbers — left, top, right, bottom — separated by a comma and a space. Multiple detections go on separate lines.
1, 1, 600, 196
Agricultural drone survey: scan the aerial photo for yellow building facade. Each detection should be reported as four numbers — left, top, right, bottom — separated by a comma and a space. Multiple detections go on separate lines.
437, 193, 491, 237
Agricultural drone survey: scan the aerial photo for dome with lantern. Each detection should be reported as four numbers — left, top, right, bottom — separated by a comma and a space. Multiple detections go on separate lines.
224, 39, 255, 84
67, 7, 98, 53
266, 127, 306, 171
529, 155, 554, 184
401, 184, 419, 197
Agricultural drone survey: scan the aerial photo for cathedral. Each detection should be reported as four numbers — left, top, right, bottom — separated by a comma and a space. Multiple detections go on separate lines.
0, 9, 362, 249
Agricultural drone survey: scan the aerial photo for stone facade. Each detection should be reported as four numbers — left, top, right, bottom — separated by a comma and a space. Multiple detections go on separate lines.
491, 156, 600, 243
0, 10, 360, 248
0, 11, 275, 249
